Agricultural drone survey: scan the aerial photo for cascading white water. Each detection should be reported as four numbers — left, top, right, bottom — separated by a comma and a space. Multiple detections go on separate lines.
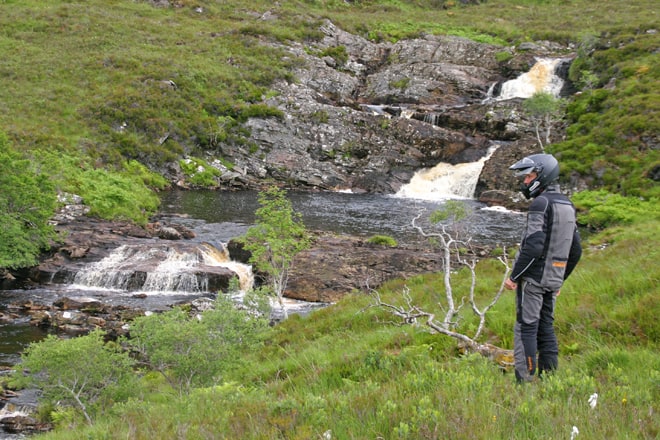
497, 58, 564, 100
198, 243, 254, 292
72, 243, 254, 294
395, 145, 498, 201
140, 248, 207, 292
71, 245, 148, 291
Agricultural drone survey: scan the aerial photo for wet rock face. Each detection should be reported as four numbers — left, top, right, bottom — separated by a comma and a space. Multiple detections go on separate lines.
0, 414, 52, 435
475, 139, 539, 209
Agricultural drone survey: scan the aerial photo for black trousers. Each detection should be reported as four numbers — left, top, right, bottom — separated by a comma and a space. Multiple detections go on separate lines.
513, 280, 559, 382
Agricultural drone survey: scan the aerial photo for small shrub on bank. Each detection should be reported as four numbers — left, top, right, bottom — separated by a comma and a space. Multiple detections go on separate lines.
319, 45, 349, 66
127, 295, 269, 396
179, 157, 222, 187
19, 330, 137, 425
34, 150, 161, 225
572, 189, 659, 229
367, 235, 398, 247
122, 160, 169, 190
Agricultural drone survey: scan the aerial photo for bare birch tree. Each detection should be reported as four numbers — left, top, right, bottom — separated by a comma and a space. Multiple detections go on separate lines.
366, 201, 514, 366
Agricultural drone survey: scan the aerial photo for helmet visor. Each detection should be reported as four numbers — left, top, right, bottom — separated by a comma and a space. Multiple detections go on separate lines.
513, 166, 536, 177
509, 157, 538, 177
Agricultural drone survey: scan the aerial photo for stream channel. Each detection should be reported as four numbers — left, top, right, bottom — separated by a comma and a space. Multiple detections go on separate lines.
2, 190, 525, 367
0, 190, 525, 438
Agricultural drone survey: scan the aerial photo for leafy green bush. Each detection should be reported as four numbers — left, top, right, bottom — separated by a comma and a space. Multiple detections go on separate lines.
571, 190, 659, 229
127, 296, 269, 396
0, 133, 57, 268
77, 169, 161, 223
19, 330, 137, 425
367, 234, 398, 247
30, 150, 161, 225
564, 89, 610, 124
122, 160, 169, 190
495, 51, 513, 63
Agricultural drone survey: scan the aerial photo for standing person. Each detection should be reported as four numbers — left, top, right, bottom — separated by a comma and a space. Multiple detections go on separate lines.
504, 153, 582, 383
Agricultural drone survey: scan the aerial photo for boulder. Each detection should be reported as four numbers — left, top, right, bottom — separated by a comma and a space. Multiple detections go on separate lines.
287, 233, 459, 303
0, 414, 52, 435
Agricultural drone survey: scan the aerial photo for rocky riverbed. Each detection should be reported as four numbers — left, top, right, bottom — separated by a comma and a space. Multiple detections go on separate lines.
1, 209, 463, 333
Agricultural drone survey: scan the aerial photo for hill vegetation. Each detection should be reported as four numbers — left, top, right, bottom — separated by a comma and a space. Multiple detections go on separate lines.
1, 0, 658, 438
1, 1, 658, 229
14, 218, 660, 439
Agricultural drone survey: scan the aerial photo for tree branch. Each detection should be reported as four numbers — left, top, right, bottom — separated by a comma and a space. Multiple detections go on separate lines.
365, 209, 514, 368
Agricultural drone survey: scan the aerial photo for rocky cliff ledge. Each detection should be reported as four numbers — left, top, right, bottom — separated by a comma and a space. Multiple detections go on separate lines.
157, 20, 579, 206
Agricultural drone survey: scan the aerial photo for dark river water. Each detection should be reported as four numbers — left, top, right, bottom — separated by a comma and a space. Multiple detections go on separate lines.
157, 189, 525, 246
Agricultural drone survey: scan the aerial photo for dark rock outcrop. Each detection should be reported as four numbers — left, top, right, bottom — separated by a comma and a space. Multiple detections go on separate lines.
287, 234, 448, 303
475, 139, 540, 209
0, 413, 52, 436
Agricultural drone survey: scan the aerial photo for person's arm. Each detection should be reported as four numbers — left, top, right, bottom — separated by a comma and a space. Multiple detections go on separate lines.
509, 197, 549, 282
563, 228, 582, 280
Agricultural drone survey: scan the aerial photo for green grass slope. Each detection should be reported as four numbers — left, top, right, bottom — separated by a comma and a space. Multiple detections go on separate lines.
32, 219, 659, 439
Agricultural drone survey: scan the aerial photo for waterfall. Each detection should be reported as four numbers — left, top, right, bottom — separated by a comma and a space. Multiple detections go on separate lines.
140, 247, 208, 293
199, 243, 254, 292
71, 243, 254, 294
497, 58, 564, 100
0, 407, 29, 420
395, 145, 498, 201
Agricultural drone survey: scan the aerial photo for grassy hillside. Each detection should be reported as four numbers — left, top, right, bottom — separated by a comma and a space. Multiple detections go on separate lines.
1, 0, 658, 213
2, 1, 658, 438
29, 219, 659, 439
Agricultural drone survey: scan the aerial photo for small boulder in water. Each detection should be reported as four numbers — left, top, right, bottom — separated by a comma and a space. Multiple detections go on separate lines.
53, 296, 104, 313
158, 226, 183, 240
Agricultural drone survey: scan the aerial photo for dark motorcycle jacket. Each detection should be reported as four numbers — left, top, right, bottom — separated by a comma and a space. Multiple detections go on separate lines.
510, 184, 582, 290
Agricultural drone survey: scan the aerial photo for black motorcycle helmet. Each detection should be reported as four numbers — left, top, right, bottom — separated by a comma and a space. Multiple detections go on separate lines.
509, 153, 560, 199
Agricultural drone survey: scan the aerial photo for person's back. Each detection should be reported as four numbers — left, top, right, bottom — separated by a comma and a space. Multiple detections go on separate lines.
536, 186, 580, 290
515, 184, 581, 291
